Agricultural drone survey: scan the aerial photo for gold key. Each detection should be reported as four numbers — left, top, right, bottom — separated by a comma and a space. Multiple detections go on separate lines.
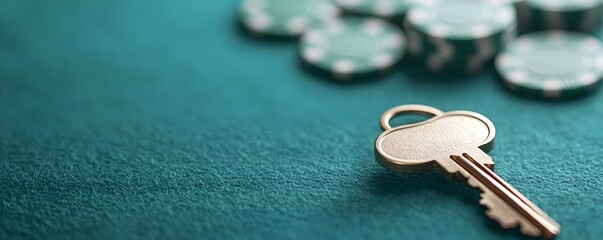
374, 104, 560, 239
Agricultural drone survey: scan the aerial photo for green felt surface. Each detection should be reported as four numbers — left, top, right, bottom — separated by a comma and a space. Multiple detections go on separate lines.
1, 1, 603, 239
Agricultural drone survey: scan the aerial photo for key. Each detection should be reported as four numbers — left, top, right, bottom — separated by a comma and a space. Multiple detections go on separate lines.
374, 104, 560, 239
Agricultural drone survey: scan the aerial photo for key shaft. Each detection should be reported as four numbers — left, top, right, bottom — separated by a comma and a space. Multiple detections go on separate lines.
450, 153, 560, 238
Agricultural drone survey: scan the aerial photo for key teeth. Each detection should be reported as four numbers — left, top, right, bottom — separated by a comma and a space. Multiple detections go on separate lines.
439, 155, 551, 238
467, 173, 523, 229
485, 209, 517, 229
467, 177, 480, 188
478, 193, 492, 208
480, 192, 543, 237
480, 192, 519, 228
518, 221, 542, 237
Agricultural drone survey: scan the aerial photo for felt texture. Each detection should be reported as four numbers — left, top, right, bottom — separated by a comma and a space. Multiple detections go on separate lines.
1, 1, 603, 239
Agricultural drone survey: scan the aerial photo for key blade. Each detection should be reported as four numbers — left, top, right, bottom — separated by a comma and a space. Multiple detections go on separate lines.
468, 170, 542, 237
439, 150, 560, 239
479, 190, 542, 237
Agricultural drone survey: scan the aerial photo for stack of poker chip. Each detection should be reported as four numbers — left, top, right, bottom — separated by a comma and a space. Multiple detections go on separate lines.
519, 0, 603, 34
494, 1, 603, 99
403, 0, 517, 74
237, 0, 603, 99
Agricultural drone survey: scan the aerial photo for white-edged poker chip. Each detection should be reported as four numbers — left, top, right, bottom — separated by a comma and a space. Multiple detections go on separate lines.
299, 17, 406, 80
407, 0, 516, 39
239, 0, 340, 37
495, 31, 603, 98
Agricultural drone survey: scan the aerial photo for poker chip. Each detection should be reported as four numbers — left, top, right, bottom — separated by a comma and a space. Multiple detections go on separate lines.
404, 0, 516, 74
495, 31, 603, 99
523, 0, 603, 34
239, 0, 340, 37
299, 17, 406, 80
334, 0, 415, 20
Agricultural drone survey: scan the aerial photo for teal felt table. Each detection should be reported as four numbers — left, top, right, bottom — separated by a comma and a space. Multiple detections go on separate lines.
1, 1, 602, 239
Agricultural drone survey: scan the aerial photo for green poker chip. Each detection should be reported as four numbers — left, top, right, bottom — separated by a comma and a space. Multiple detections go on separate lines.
523, 0, 603, 34
404, 0, 516, 74
495, 31, 603, 99
299, 17, 406, 80
406, 0, 515, 40
334, 0, 416, 19
239, 0, 340, 37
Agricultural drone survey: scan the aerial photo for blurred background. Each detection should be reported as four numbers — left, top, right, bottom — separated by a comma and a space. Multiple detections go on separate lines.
1, 0, 603, 239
